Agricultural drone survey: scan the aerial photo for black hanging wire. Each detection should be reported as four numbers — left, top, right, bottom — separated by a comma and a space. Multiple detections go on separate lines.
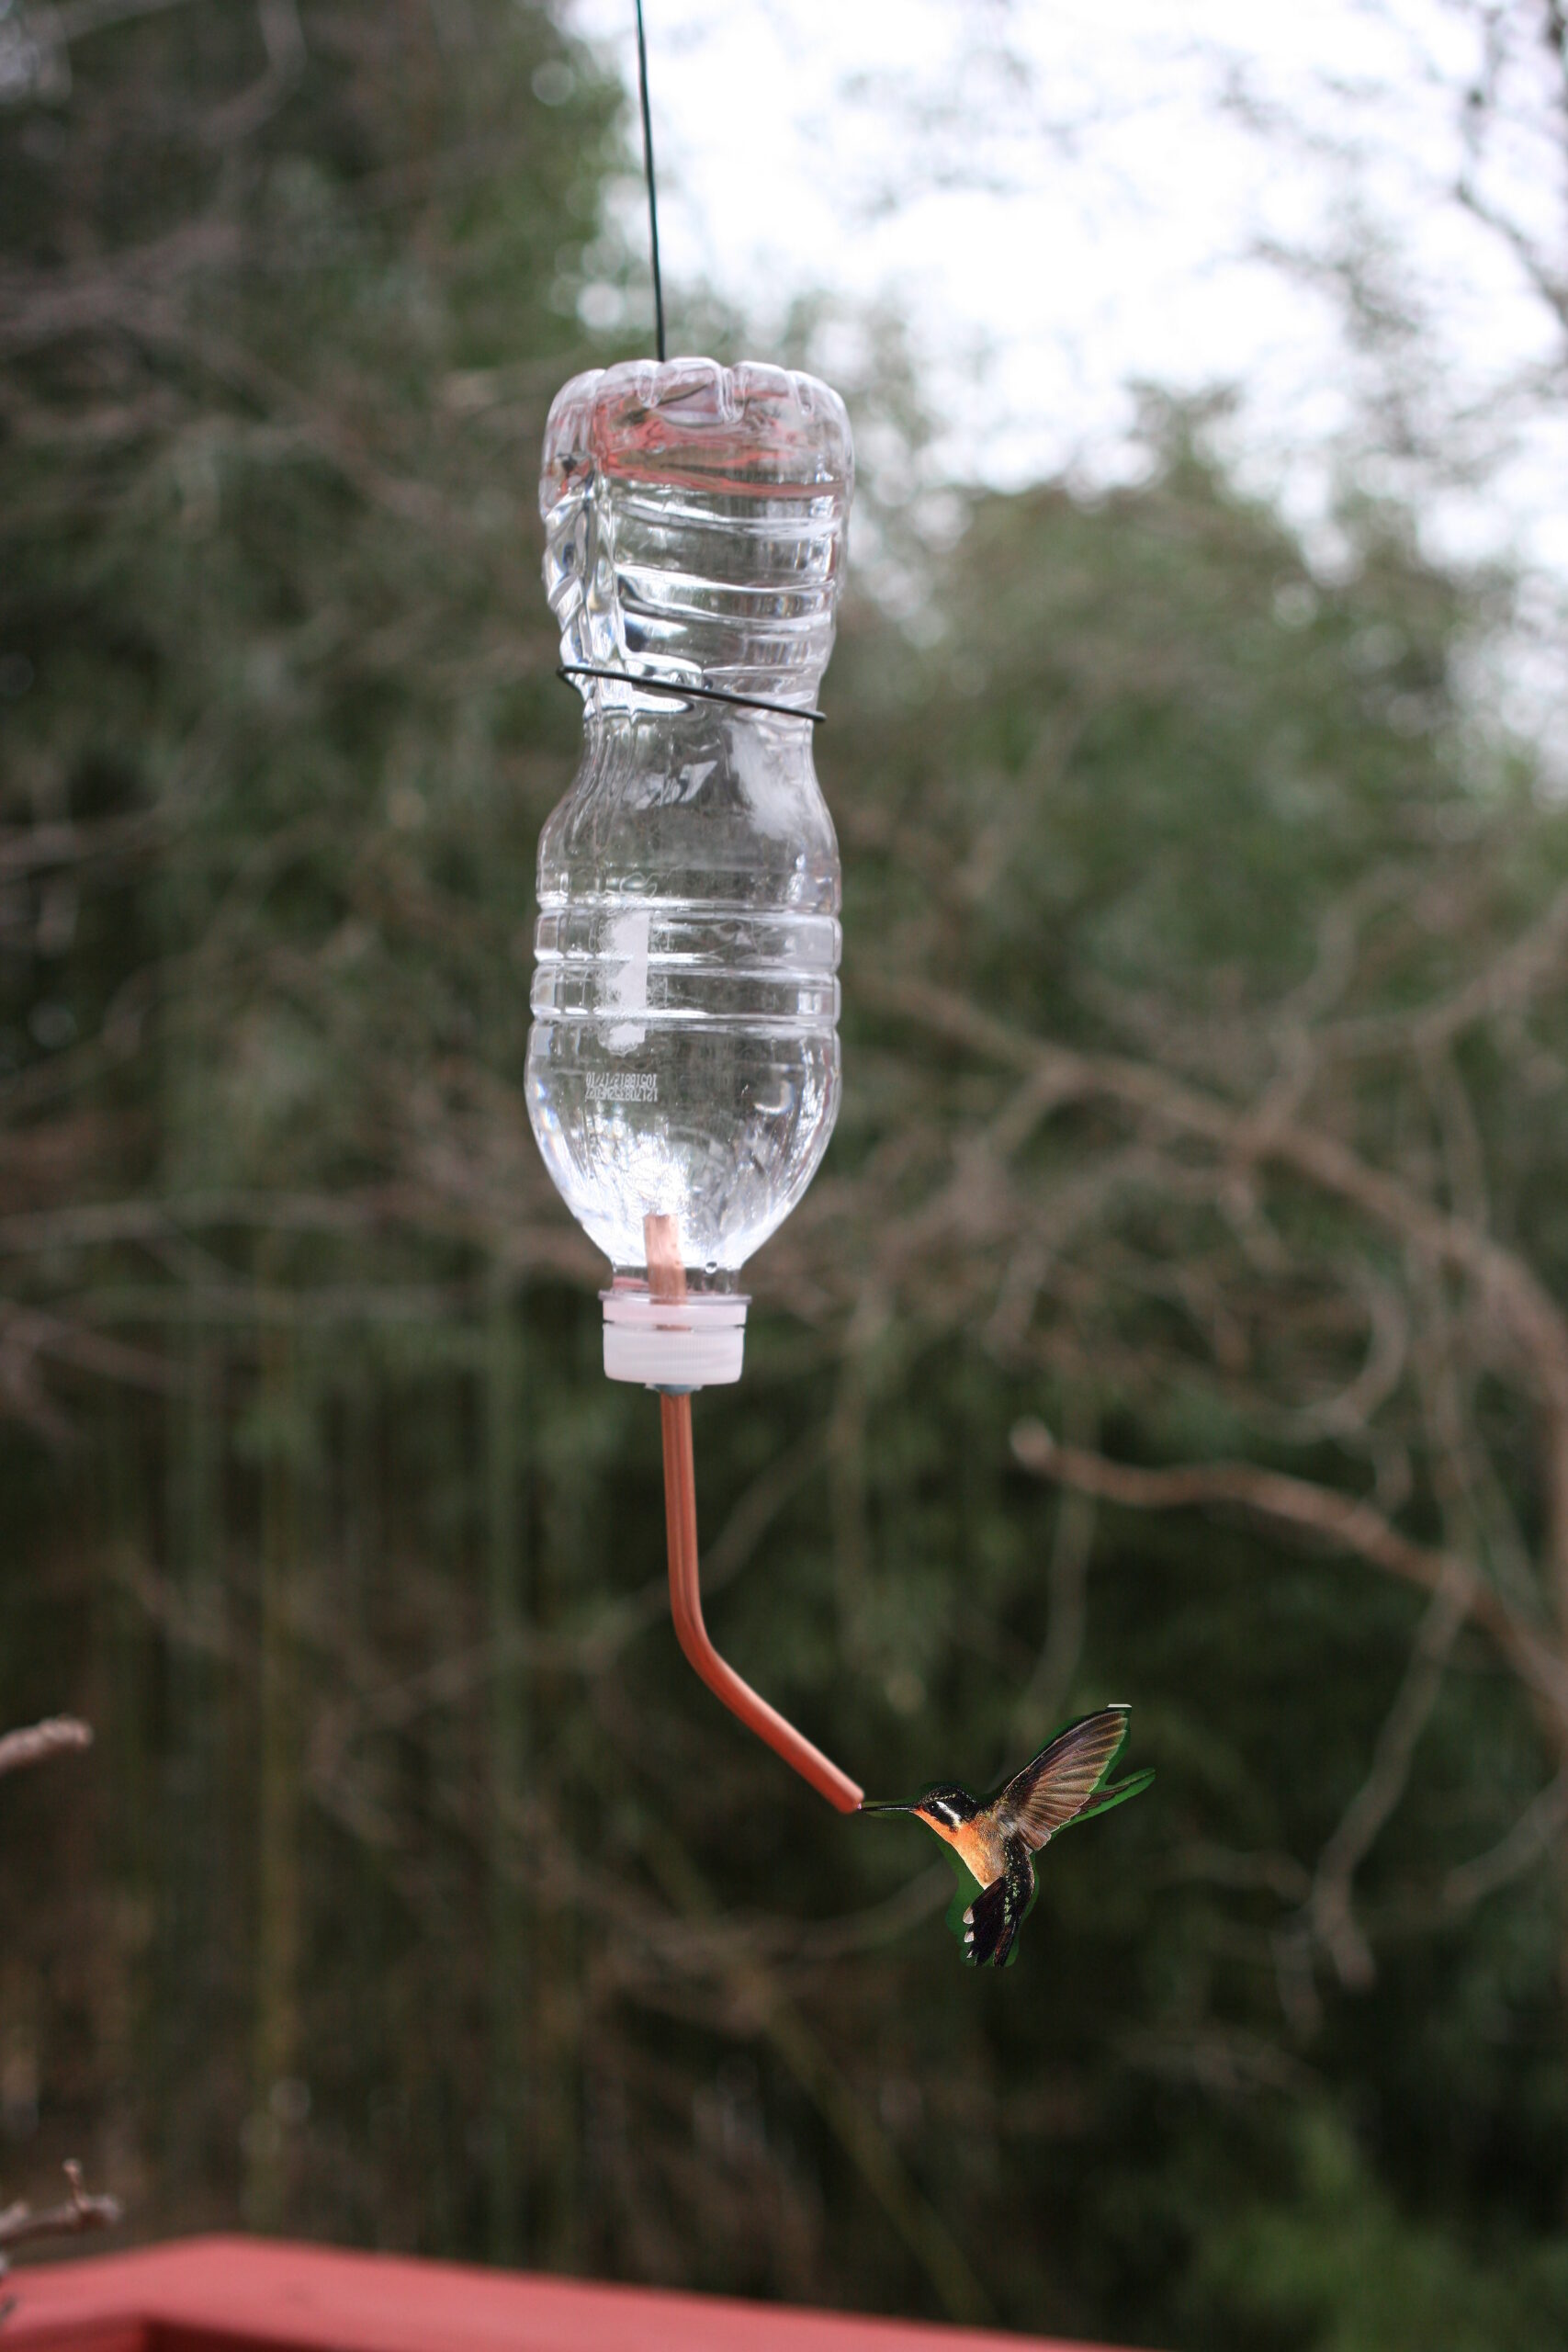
558, 662, 826, 724
634, 0, 666, 364
554, 3, 827, 729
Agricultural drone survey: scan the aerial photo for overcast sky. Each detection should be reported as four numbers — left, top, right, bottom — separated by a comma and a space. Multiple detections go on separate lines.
561, 0, 1565, 693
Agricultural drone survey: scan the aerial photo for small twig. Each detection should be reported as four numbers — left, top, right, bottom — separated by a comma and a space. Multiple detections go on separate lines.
0, 1736, 118, 2320
0, 2160, 123, 2324
1302, 1551, 1474, 1991
0, 2162, 122, 2253
0, 1719, 92, 1780
1444, 1767, 1568, 1912
1008, 1394, 1098, 1751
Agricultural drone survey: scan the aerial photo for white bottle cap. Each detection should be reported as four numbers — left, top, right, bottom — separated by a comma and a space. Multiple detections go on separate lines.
601, 1290, 749, 1388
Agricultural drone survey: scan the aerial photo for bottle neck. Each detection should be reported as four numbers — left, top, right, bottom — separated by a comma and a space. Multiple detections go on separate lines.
577, 697, 823, 783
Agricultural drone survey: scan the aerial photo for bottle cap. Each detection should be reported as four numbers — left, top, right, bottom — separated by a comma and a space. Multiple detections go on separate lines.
601, 1289, 750, 1388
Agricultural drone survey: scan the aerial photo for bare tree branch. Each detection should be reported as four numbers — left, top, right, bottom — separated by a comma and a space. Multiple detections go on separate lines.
1009, 1419, 1568, 1730
0, 2160, 123, 2324
0, 1718, 91, 1780
1303, 1553, 1474, 1990
1445, 1767, 1568, 1911
1456, 177, 1568, 339
875, 974, 1568, 1604
0, 1723, 119, 2305
1008, 1396, 1098, 1748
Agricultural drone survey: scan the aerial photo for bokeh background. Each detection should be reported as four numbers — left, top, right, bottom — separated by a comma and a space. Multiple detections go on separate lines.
4, 5, 1568, 2347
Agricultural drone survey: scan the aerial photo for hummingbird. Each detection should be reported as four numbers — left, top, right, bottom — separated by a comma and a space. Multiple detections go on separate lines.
862, 1705, 1152, 1967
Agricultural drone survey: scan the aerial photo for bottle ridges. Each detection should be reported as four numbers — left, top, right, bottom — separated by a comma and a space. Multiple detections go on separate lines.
532, 898, 840, 1029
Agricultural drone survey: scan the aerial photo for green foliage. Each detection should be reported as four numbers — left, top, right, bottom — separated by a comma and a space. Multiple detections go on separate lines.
5, 9, 1568, 2351
1190, 2108, 1568, 2351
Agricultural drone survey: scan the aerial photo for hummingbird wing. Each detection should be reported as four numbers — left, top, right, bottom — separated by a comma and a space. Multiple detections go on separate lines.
1002, 1706, 1132, 1849
1063, 1767, 1155, 1829
962, 1846, 1035, 1968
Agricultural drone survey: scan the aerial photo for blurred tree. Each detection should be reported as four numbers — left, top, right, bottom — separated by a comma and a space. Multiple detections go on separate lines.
5, 7, 1568, 2352
0, 0, 621, 2263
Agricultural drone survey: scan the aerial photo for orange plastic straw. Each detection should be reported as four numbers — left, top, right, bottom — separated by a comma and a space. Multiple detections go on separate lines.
647, 1215, 863, 1814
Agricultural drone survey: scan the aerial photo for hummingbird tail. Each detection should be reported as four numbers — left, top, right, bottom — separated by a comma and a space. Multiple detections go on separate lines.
962, 1847, 1035, 1967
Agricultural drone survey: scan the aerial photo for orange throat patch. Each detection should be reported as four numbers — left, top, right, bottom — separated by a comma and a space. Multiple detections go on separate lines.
915, 1807, 1007, 1890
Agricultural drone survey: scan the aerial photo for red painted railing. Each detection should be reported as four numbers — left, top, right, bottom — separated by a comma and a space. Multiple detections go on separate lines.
3, 2238, 1127, 2352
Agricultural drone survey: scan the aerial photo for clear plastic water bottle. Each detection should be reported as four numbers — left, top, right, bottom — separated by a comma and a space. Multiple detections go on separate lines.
526, 358, 853, 1386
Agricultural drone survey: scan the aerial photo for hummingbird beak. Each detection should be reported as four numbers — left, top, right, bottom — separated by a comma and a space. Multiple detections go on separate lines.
859, 1800, 917, 1815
